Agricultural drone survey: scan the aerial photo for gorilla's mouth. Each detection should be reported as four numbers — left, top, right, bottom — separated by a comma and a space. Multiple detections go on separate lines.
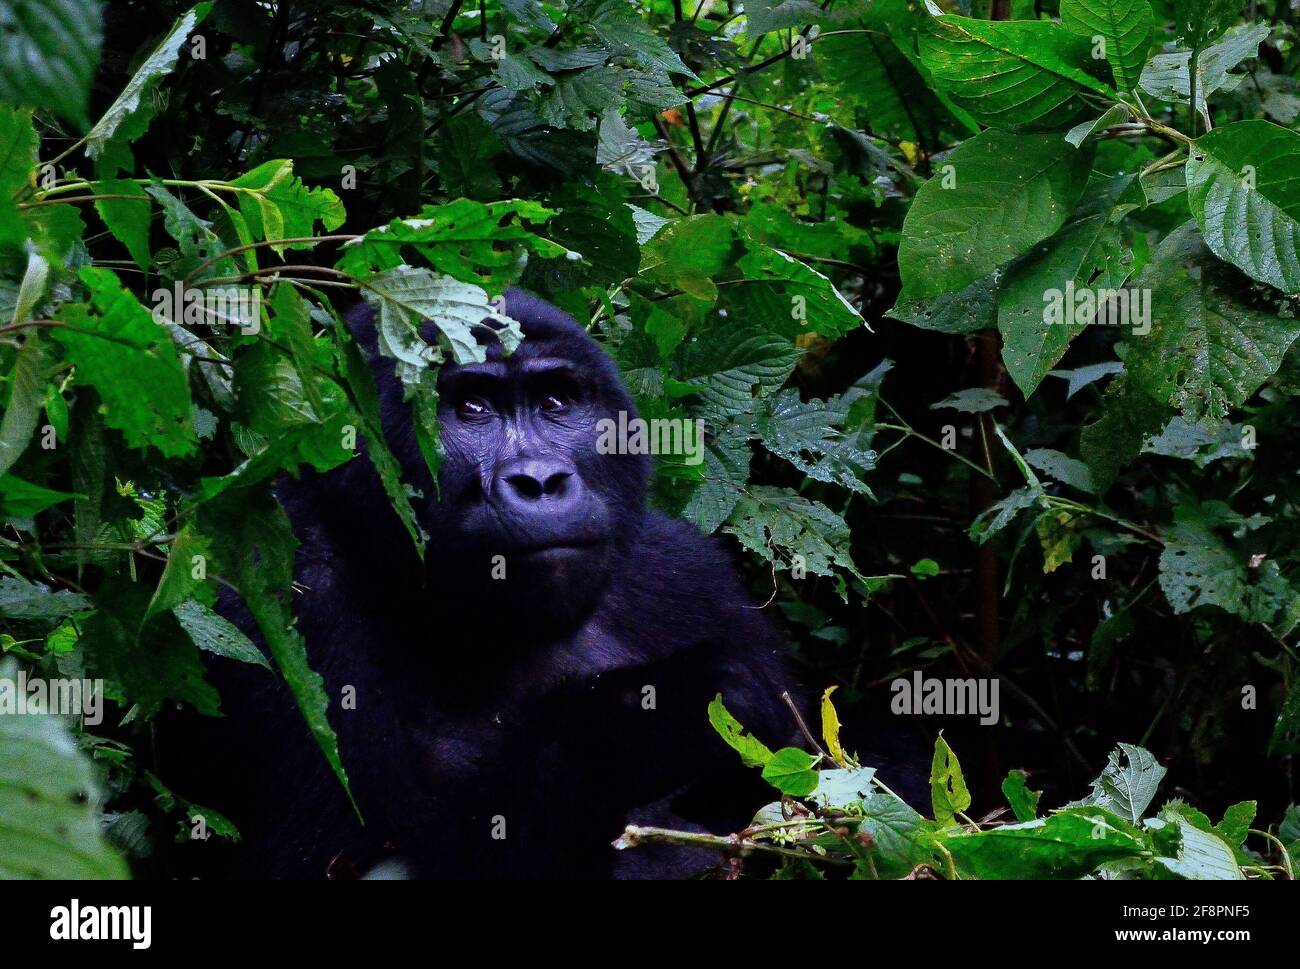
511, 537, 607, 557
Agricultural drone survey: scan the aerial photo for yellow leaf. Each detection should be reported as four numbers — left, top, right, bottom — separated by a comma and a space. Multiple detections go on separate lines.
1036, 510, 1080, 573
821, 686, 847, 767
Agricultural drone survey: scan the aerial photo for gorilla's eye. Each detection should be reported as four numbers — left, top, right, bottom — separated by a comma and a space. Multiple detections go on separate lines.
455, 396, 492, 419
539, 393, 569, 414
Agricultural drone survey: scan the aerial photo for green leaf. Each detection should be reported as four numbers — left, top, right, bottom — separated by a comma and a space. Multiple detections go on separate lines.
732, 246, 864, 340
1002, 769, 1043, 822
0, 0, 102, 126
1173, 0, 1240, 52
1024, 449, 1096, 493
0, 576, 91, 619
744, 0, 823, 38
338, 199, 559, 291
930, 388, 1007, 413
752, 389, 875, 496
1186, 120, 1300, 294
930, 734, 971, 826
1069, 741, 1166, 822
436, 113, 502, 200
84, 3, 212, 158
0, 106, 38, 233
172, 598, 270, 670
93, 179, 152, 271
333, 315, 426, 554
0, 474, 82, 517
267, 284, 325, 416
722, 486, 863, 597
1121, 222, 1300, 422
1139, 23, 1272, 115
500, 0, 554, 31
761, 747, 820, 796
640, 214, 737, 300
969, 485, 1045, 544
1273, 680, 1300, 756
918, 15, 1119, 130
81, 577, 221, 717
678, 325, 799, 421
475, 87, 594, 175
1158, 502, 1247, 615
858, 793, 937, 878
1024, 444, 1097, 491
707, 693, 774, 768
898, 130, 1095, 299
230, 159, 346, 255
201, 491, 355, 809
888, 271, 998, 334
1059, 0, 1154, 93
1065, 103, 1133, 147
143, 523, 210, 621
54, 267, 197, 457
1148, 808, 1242, 879
534, 177, 640, 290
681, 426, 750, 534
997, 213, 1130, 397
1079, 373, 1170, 492
586, 0, 696, 77
363, 266, 510, 367
1215, 801, 1255, 847
818, 18, 967, 144
946, 807, 1150, 879
0, 326, 52, 478
537, 65, 624, 132
0, 659, 128, 878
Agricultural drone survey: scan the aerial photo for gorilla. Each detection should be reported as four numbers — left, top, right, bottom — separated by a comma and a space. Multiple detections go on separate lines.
166, 289, 798, 879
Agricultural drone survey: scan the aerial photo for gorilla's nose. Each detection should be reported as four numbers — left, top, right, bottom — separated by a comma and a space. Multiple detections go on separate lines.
496, 456, 579, 509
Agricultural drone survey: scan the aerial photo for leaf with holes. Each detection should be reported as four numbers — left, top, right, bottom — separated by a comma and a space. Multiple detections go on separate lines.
1120, 222, 1300, 422
1157, 502, 1247, 615
0, 659, 128, 878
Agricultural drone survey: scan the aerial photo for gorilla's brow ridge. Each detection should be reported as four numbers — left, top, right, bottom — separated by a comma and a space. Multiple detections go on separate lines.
446, 356, 580, 382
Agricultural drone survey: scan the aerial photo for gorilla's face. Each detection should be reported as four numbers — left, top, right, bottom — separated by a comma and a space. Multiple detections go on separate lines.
419, 298, 650, 634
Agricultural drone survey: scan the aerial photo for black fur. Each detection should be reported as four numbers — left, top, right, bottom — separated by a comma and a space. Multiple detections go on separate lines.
165, 289, 797, 879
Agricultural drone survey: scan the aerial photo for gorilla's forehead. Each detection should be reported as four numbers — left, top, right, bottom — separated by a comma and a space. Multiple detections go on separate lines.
445, 351, 576, 380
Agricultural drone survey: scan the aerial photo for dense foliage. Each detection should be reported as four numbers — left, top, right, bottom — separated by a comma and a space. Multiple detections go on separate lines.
0, 0, 1298, 878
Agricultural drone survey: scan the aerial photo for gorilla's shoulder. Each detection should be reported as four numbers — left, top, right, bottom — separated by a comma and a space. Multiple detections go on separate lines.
603, 510, 782, 660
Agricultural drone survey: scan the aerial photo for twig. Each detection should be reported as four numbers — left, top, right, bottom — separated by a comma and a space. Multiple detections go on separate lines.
781, 691, 832, 762
615, 824, 852, 867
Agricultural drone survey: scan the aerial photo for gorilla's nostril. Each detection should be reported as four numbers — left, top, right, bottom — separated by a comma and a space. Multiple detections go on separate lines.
506, 474, 545, 501
542, 471, 572, 496
505, 470, 572, 501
